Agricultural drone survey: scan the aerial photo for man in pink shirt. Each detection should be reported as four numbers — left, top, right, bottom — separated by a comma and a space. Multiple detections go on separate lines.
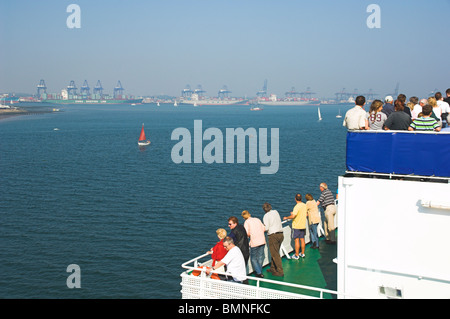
242, 210, 266, 278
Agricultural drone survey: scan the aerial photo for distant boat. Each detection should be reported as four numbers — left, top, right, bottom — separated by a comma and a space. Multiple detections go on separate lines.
318, 107, 322, 121
174, 100, 178, 107
250, 105, 263, 111
336, 109, 342, 118
138, 124, 151, 146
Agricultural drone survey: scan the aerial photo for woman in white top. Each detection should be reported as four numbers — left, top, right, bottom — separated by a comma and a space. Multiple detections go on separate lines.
365, 100, 387, 130
428, 97, 442, 127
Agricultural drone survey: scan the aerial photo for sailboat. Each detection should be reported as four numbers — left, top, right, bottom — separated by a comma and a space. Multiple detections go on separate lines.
138, 124, 151, 146
336, 109, 342, 118
318, 107, 322, 121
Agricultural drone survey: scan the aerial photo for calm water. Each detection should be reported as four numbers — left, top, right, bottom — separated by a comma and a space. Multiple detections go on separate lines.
0, 103, 349, 298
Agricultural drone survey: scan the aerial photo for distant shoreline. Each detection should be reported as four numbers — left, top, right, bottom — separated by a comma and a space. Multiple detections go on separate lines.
0, 108, 53, 120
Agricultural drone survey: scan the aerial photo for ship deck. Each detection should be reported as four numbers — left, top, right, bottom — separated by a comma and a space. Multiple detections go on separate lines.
248, 237, 337, 299
181, 221, 339, 299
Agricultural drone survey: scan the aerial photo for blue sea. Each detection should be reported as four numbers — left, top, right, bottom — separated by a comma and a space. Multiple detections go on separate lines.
0, 103, 349, 298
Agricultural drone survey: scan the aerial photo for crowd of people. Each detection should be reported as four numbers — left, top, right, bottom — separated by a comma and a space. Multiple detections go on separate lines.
343, 88, 450, 132
204, 183, 337, 284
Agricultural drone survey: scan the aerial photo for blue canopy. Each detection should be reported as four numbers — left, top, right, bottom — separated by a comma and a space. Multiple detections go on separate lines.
346, 131, 450, 177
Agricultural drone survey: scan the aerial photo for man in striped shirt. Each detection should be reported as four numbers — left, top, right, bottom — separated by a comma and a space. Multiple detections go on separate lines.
317, 183, 337, 244
408, 104, 441, 132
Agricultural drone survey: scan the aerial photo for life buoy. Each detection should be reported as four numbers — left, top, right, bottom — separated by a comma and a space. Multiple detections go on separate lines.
191, 266, 220, 280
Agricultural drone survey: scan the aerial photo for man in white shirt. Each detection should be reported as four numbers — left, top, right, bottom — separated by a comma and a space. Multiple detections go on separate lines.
343, 96, 367, 130
262, 202, 284, 277
412, 98, 426, 119
207, 236, 247, 283
436, 92, 450, 128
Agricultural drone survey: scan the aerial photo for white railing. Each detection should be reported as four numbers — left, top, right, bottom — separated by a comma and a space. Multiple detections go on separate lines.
180, 252, 340, 299
180, 222, 344, 299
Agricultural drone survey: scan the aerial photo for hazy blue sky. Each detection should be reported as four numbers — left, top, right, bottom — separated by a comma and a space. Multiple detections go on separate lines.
1, 0, 449, 99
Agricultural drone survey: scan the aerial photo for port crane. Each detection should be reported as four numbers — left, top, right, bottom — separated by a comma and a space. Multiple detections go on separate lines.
335, 88, 351, 101
36, 79, 47, 97
80, 80, 90, 96
218, 85, 231, 98
93, 80, 103, 97
256, 80, 268, 98
300, 87, 315, 100
181, 85, 193, 97
113, 81, 124, 98
194, 85, 206, 96
67, 80, 77, 96
285, 87, 300, 98
364, 88, 378, 101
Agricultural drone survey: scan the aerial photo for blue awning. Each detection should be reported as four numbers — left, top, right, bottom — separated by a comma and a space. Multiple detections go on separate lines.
346, 131, 450, 177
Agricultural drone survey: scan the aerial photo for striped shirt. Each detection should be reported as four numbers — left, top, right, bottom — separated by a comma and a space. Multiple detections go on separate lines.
409, 117, 440, 131
318, 188, 335, 208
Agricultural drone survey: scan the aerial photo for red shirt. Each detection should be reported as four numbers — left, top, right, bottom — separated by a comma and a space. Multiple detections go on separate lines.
211, 239, 228, 266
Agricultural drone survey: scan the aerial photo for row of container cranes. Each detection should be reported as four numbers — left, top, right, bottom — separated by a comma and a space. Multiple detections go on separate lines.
181, 84, 233, 99
32, 79, 403, 104
32, 79, 142, 104
36, 79, 128, 99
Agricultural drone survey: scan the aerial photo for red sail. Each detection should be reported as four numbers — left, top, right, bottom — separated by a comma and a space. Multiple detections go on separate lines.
139, 124, 146, 141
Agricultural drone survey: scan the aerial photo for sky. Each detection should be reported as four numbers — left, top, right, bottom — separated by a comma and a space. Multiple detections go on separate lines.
0, 0, 449, 99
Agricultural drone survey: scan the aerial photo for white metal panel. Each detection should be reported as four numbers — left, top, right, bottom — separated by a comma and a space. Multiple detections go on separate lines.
338, 176, 450, 298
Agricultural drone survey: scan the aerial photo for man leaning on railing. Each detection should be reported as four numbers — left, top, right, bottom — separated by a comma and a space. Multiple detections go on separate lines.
206, 236, 248, 284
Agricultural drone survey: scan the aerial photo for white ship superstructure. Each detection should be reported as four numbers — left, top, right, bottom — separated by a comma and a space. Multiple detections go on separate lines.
257, 94, 309, 106
180, 93, 246, 106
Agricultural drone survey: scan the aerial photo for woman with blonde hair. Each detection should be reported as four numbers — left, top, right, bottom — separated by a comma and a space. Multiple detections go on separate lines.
428, 97, 442, 126
365, 99, 386, 130
407, 102, 416, 119
305, 194, 322, 249
207, 228, 228, 268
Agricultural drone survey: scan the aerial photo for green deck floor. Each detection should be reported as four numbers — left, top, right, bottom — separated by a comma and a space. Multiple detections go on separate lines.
249, 238, 337, 299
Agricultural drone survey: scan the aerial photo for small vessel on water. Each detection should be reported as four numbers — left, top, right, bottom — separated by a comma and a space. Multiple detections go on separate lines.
318, 107, 322, 121
336, 109, 342, 118
250, 105, 263, 111
137, 124, 151, 146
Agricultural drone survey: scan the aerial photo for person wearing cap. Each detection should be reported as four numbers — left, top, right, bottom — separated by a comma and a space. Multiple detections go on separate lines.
384, 99, 412, 130
382, 95, 395, 117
